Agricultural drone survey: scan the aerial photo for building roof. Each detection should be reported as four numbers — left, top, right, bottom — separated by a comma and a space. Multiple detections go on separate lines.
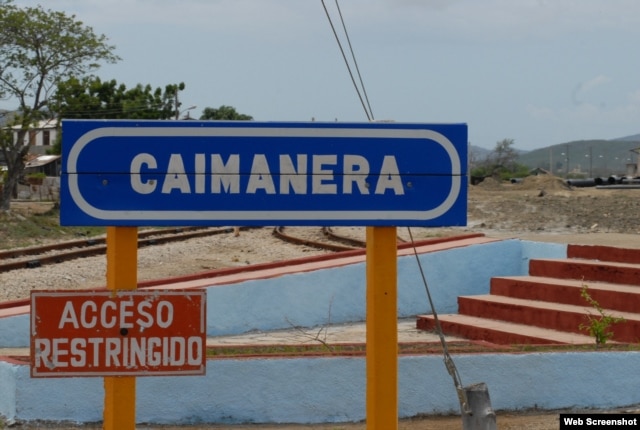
24, 154, 61, 168
11, 118, 58, 130
1, 112, 58, 129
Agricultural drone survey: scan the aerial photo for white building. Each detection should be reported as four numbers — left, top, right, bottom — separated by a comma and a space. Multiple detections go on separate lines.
12, 118, 59, 154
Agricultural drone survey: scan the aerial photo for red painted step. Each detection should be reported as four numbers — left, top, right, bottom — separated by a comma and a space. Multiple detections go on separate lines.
568, 244, 640, 264
490, 276, 640, 313
456, 295, 639, 342
416, 314, 595, 345
417, 245, 640, 345
529, 258, 640, 286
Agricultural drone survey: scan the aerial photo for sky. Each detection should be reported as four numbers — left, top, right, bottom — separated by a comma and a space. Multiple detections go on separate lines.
6, 0, 640, 150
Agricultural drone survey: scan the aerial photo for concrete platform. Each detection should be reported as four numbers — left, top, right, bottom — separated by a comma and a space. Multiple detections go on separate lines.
0, 318, 461, 358
4, 236, 640, 425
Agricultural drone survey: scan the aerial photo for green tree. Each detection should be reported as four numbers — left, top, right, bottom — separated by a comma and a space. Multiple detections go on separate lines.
53, 77, 183, 120
49, 77, 185, 153
489, 138, 519, 173
0, 1, 119, 210
471, 138, 528, 181
200, 105, 253, 120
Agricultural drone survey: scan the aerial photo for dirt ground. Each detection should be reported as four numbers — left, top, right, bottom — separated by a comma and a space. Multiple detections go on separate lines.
17, 408, 636, 429
155, 411, 562, 429
5, 175, 640, 429
466, 175, 640, 245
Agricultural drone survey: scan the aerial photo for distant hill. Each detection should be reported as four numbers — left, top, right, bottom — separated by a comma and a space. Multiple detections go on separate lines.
515, 139, 640, 178
611, 133, 640, 142
470, 144, 528, 161
469, 145, 492, 161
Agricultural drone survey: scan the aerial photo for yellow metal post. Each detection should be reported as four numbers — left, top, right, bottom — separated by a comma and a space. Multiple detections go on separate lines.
104, 226, 137, 430
365, 226, 398, 430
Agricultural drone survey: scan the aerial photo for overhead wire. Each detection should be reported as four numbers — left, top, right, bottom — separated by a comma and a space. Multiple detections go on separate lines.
52, 104, 176, 118
332, 0, 375, 121
322, 0, 472, 416
320, 0, 373, 121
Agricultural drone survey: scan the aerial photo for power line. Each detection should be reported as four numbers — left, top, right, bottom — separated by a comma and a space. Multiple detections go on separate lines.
320, 0, 374, 121
53, 103, 175, 118
322, 3, 476, 416
333, 0, 375, 121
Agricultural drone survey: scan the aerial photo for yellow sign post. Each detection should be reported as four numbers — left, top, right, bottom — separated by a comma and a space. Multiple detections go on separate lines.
103, 226, 138, 430
366, 226, 398, 430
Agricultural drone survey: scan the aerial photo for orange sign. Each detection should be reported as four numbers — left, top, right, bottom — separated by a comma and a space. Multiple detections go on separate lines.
31, 290, 206, 377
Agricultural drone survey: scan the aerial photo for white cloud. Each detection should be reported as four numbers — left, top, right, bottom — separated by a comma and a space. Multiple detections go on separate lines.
580, 75, 612, 94
572, 75, 612, 105
526, 93, 640, 145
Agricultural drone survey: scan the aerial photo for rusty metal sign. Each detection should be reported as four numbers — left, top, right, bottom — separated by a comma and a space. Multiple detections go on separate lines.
30, 290, 206, 377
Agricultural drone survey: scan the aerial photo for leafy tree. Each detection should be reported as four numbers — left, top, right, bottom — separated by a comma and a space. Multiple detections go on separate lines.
200, 105, 253, 120
0, 1, 119, 210
49, 77, 186, 153
490, 138, 519, 172
471, 138, 529, 181
88, 79, 182, 120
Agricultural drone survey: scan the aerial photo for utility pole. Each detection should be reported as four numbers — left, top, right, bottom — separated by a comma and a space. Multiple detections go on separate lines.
174, 91, 181, 120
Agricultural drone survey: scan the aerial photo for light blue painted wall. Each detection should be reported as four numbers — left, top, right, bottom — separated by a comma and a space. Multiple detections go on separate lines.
2, 238, 541, 346
3, 238, 602, 425
0, 314, 28, 348
207, 263, 367, 336
207, 239, 531, 336
520, 240, 567, 273
2, 352, 640, 424
0, 362, 17, 421
11, 368, 103, 422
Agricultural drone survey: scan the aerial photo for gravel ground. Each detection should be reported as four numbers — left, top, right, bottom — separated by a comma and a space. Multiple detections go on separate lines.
0, 227, 334, 302
3, 174, 640, 302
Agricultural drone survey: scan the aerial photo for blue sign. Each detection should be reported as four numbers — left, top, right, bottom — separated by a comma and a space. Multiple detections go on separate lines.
60, 120, 467, 227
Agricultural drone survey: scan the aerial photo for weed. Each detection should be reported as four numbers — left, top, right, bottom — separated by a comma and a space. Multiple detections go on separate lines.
0, 203, 104, 249
579, 283, 625, 347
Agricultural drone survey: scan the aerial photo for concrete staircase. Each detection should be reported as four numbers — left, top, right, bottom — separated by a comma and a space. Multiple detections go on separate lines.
416, 244, 640, 345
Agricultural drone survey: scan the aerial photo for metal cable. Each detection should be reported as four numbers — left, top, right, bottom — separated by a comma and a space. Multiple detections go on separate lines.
407, 227, 471, 415
333, 0, 375, 120
320, 0, 372, 121
321, 0, 471, 414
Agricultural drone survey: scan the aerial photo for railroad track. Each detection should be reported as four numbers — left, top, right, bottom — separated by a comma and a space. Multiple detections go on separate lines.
0, 231, 485, 314
272, 226, 364, 252
0, 227, 248, 274
2, 225, 397, 274
272, 226, 408, 252
2, 222, 474, 275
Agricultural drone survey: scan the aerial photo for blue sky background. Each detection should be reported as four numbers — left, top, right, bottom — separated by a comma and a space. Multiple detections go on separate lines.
6, 0, 640, 150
